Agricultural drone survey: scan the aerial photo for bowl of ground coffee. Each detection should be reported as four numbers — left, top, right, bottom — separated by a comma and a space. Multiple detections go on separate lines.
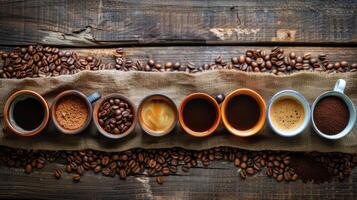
311, 79, 356, 140
221, 88, 266, 137
51, 90, 101, 135
3, 90, 49, 136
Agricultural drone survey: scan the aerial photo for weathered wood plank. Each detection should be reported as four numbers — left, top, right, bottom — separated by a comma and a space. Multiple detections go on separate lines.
0, 161, 355, 200
76, 46, 357, 66
0, 0, 356, 46
2, 46, 356, 67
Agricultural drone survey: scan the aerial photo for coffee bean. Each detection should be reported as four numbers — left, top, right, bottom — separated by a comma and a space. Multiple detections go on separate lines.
119, 169, 126, 179
214, 94, 225, 104
97, 97, 134, 135
277, 174, 284, 182
156, 176, 164, 184
341, 61, 348, 68
72, 174, 81, 182
25, 164, 32, 174
54, 169, 62, 179
246, 167, 255, 175
240, 170, 247, 179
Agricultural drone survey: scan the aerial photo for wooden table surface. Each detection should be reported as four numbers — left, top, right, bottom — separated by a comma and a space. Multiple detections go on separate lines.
0, 0, 356, 199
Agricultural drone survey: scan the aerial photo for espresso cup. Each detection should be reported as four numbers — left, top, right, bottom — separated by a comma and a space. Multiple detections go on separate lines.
93, 94, 137, 139
267, 90, 311, 137
179, 92, 221, 137
3, 90, 49, 136
221, 89, 266, 137
138, 94, 178, 137
51, 90, 101, 135
311, 79, 356, 140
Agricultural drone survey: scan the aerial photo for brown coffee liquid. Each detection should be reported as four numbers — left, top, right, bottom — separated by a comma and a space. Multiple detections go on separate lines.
270, 97, 305, 131
182, 98, 217, 132
12, 97, 45, 131
226, 95, 260, 130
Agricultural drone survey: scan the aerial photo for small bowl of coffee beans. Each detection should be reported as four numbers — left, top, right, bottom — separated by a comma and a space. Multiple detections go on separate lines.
93, 94, 137, 139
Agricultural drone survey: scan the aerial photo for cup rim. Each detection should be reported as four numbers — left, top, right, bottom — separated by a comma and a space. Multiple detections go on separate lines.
179, 92, 221, 137
3, 90, 49, 137
221, 88, 266, 137
93, 93, 137, 139
267, 90, 311, 137
138, 94, 178, 137
311, 91, 356, 140
51, 90, 93, 135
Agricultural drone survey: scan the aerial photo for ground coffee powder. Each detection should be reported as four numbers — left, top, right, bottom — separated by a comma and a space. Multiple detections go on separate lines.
313, 96, 349, 135
55, 96, 88, 130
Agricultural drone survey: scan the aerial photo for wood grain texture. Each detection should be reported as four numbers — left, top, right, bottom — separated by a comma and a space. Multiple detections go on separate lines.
0, 0, 356, 46
74, 46, 357, 66
2, 45, 356, 68
0, 161, 355, 200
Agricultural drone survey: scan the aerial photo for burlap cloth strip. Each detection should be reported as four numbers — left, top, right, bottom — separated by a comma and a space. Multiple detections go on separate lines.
0, 70, 356, 153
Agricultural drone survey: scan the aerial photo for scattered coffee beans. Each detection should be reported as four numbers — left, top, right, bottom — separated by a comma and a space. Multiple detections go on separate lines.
0, 45, 356, 79
313, 96, 349, 135
98, 98, 134, 135
55, 96, 88, 130
1, 146, 355, 185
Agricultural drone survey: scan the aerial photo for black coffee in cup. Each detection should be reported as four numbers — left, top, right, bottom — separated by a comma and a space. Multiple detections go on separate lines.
226, 95, 260, 130
182, 98, 217, 132
12, 97, 45, 131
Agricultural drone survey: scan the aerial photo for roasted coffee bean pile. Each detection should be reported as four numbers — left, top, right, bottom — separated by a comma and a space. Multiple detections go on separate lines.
1, 45, 356, 79
115, 47, 357, 74
98, 98, 134, 135
0, 45, 113, 78
0, 146, 355, 185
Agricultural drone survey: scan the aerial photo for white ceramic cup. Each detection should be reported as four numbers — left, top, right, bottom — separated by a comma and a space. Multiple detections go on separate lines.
311, 79, 356, 140
267, 90, 311, 137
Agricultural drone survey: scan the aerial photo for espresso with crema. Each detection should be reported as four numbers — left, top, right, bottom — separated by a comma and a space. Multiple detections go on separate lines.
270, 97, 304, 131
140, 98, 176, 134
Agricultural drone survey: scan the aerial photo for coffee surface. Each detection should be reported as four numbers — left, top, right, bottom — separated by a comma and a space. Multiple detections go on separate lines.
270, 97, 305, 131
55, 96, 88, 130
314, 96, 349, 135
182, 98, 217, 132
226, 95, 260, 130
140, 99, 176, 133
12, 97, 45, 131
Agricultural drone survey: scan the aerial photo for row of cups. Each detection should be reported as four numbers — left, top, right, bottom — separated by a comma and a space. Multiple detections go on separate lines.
2, 79, 356, 140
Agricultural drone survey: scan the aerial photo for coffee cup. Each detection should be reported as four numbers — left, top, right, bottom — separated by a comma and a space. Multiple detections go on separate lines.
138, 94, 178, 137
221, 89, 266, 137
179, 92, 221, 137
93, 94, 137, 139
51, 90, 101, 135
3, 90, 49, 136
267, 90, 311, 137
311, 79, 356, 140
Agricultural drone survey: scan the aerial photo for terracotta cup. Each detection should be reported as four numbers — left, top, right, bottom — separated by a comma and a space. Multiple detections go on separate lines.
51, 90, 101, 135
93, 93, 137, 139
221, 88, 266, 137
179, 92, 221, 137
3, 90, 49, 136
138, 94, 178, 137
